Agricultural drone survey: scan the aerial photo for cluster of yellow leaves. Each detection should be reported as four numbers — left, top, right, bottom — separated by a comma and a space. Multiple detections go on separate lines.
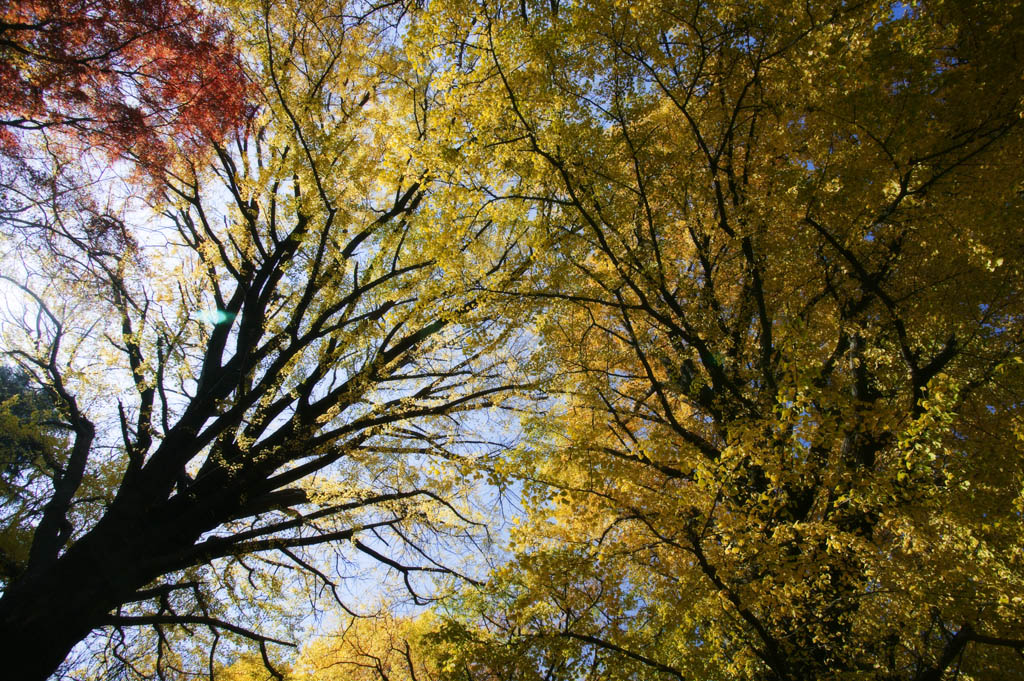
387, 0, 1024, 679
219, 611, 439, 681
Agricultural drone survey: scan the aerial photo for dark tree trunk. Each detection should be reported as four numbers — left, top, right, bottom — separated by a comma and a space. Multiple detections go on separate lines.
0, 499, 210, 680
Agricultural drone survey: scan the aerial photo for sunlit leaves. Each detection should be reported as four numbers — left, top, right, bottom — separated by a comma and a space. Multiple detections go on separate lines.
396, 1, 1024, 679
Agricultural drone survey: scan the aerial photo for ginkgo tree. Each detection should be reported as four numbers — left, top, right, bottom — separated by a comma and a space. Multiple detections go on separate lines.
391, 0, 1024, 680
0, 1, 534, 678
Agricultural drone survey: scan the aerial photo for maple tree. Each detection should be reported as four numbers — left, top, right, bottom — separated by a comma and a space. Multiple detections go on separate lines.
0, 1, 531, 678
389, 0, 1024, 680
0, 0, 248, 168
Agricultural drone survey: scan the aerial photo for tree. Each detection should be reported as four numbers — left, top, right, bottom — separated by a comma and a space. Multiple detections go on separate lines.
6, 1, 1024, 679
0, 1, 532, 678
0, 364, 61, 479
0, 364, 66, 582
293, 611, 439, 681
0, 0, 248, 168
218, 611, 438, 681
401, 0, 1024, 679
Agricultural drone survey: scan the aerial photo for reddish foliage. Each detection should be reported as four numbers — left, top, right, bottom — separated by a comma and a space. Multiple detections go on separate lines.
0, 0, 250, 169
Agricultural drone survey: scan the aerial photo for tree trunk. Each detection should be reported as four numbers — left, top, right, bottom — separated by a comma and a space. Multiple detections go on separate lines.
0, 503, 204, 680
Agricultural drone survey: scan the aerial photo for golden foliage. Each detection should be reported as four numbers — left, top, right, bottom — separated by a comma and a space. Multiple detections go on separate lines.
395, 1, 1024, 679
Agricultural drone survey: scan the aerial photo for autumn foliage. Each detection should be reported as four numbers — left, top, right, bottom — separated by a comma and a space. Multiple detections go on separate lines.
2, 0, 1024, 680
394, 0, 1024, 678
0, 0, 248, 166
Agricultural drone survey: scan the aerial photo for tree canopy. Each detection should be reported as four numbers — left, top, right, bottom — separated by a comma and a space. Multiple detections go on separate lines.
0, 0, 248, 167
2, 0, 1024, 680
